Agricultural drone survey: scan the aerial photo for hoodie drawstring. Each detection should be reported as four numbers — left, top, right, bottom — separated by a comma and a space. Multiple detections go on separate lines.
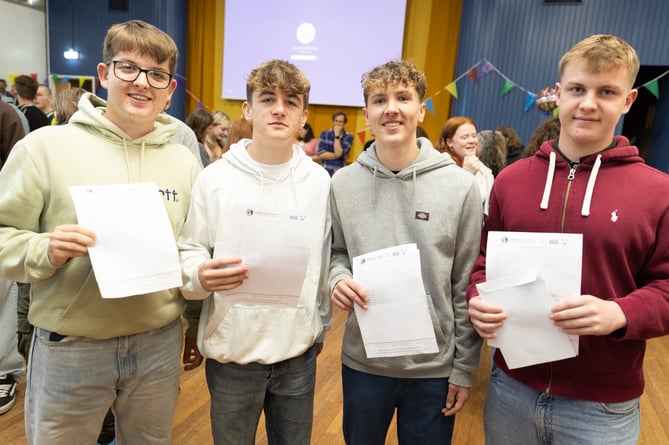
581, 154, 602, 216
540, 151, 556, 210
122, 139, 146, 182
540, 151, 602, 217
289, 167, 298, 208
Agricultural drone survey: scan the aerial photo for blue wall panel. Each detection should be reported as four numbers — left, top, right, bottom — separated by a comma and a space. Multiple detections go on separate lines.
48, 0, 188, 120
449, 0, 669, 169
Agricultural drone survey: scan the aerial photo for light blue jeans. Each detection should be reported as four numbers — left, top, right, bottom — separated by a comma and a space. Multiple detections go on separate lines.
484, 363, 640, 445
0, 278, 24, 380
26, 317, 182, 445
205, 345, 317, 445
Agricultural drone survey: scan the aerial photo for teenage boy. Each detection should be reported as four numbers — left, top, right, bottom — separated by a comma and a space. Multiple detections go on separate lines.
0, 20, 201, 444
328, 59, 483, 444
468, 34, 669, 444
178, 59, 332, 445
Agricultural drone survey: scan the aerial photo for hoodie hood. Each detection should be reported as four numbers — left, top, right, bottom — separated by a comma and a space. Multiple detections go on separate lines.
69, 93, 178, 147
68, 93, 179, 182
355, 137, 455, 203
535, 135, 643, 216
222, 138, 320, 207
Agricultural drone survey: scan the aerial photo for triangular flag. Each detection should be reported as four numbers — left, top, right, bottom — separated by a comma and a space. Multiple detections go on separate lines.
424, 97, 434, 115
552, 107, 560, 117
500, 79, 516, 97
78, 77, 86, 88
196, 101, 204, 109
357, 130, 366, 145
445, 81, 458, 99
61, 76, 70, 84
479, 61, 494, 78
51, 74, 59, 85
644, 79, 660, 100
524, 92, 537, 112
466, 67, 478, 83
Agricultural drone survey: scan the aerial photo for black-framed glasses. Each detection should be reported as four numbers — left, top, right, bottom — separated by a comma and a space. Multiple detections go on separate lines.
109, 60, 173, 89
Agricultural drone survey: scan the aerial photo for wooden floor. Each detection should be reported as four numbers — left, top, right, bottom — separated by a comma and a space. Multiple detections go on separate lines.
2, 306, 669, 444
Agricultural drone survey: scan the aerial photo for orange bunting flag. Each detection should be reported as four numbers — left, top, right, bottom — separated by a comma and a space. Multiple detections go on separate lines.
357, 130, 367, 145
466, 67, 478, 83
445, 81, 458, 99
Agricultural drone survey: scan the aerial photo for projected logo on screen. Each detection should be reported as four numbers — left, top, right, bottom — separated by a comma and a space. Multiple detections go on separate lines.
292, 22, 318, 62
296, 22, 316, 44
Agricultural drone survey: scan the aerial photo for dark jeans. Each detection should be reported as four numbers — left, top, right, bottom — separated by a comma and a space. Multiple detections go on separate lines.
342, 365, 455, 445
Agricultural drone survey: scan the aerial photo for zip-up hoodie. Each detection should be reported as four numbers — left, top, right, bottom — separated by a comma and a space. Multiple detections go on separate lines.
468, 136, 669, 402
178, 139, 332, 365
0, 93, 201, 338
328, 138, 483, 386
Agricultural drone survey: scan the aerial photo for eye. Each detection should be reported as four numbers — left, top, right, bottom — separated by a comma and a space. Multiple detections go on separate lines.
147, 70, 170, 82
118, 62, 138, 73
569, 86, 584, 94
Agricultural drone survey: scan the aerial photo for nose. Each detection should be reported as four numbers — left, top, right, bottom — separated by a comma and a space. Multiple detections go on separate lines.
580, 90, 597, 110
133, 71, 150, 87
385, 97, 400, 112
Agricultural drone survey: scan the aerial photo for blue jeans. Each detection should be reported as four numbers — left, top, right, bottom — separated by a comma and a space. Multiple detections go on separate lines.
342, 365, 455, 445
484, 363, 640, 445
205, 345, 317, 445
26, 317, 182, 445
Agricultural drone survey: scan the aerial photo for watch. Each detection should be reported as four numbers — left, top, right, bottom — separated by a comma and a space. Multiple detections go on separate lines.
335, 135, 341, 140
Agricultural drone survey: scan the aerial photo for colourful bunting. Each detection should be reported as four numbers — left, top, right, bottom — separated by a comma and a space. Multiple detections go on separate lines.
466, 67, 478, 83
445, 81, 458, 99
500, 79, 516, 97
479, 61, 494, 78
357, 130, 366, 145
644, 79, 660, 100
424, 97, 434, 115
524, 92, 537, 112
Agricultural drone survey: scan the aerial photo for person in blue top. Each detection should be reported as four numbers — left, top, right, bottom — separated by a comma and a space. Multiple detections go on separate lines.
315, 110, 353, 176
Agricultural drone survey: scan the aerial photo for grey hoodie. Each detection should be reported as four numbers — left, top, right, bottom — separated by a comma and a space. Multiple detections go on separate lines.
328, 138, 483, 386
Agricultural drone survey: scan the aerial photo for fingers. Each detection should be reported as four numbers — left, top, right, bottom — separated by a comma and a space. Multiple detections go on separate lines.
331, 278, 368, 311
198, 257, 249, 292
441, 384, 470, 416
48, 224, 96, 266
468, 296, 505, 338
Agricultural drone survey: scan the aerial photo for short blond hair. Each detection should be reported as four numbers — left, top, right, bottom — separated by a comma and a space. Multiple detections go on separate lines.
361, 59, 427, 105
559, 34, 639, 88
245, 60, 310, 109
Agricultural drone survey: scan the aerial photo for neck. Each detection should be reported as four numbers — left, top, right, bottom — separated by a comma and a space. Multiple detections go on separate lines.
246, 141, 293, 165
375, 140, 420, 171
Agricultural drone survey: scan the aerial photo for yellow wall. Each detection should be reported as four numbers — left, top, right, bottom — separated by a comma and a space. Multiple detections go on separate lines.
186, 0, 462, 161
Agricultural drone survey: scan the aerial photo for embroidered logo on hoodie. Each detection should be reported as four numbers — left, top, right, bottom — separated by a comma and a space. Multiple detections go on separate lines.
415, 211, 429, 221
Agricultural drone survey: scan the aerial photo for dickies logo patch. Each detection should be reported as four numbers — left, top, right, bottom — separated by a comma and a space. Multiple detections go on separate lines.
415, 211, 430, 221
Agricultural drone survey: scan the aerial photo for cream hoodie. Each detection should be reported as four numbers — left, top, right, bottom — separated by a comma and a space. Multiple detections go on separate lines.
178, 140, 332, 365
0, 93, 201, 338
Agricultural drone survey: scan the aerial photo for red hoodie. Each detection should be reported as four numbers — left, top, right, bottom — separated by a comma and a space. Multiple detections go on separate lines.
467, 136, 669, 403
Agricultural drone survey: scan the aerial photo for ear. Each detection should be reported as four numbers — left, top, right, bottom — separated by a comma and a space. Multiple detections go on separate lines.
300, 108, 308, 128
97, 63, 110, 89
554, 82, 562, 107
417, 101, 426, 123
622, 88, 638, 115
362, 107, 370, 127
242, 101, 252, 121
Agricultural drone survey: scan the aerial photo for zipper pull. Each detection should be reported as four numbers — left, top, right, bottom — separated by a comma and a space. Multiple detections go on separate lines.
567, 162, 579, 181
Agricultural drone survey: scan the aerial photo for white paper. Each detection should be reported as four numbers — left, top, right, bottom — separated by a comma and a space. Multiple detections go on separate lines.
68, 183, 182, 299
213, 204, 313, 306
482, 231, 582, 368
352, 244, 438, 358
476, 270, 577, 369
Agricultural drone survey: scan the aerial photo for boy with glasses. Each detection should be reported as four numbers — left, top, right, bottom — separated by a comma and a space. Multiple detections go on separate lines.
0, 20, 201, 444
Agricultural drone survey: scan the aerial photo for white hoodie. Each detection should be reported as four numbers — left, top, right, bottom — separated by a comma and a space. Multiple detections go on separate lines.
178, 139, 332, 364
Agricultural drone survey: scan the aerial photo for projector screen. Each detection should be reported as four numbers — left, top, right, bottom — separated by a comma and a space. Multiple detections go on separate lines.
222, 0, 407, 107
